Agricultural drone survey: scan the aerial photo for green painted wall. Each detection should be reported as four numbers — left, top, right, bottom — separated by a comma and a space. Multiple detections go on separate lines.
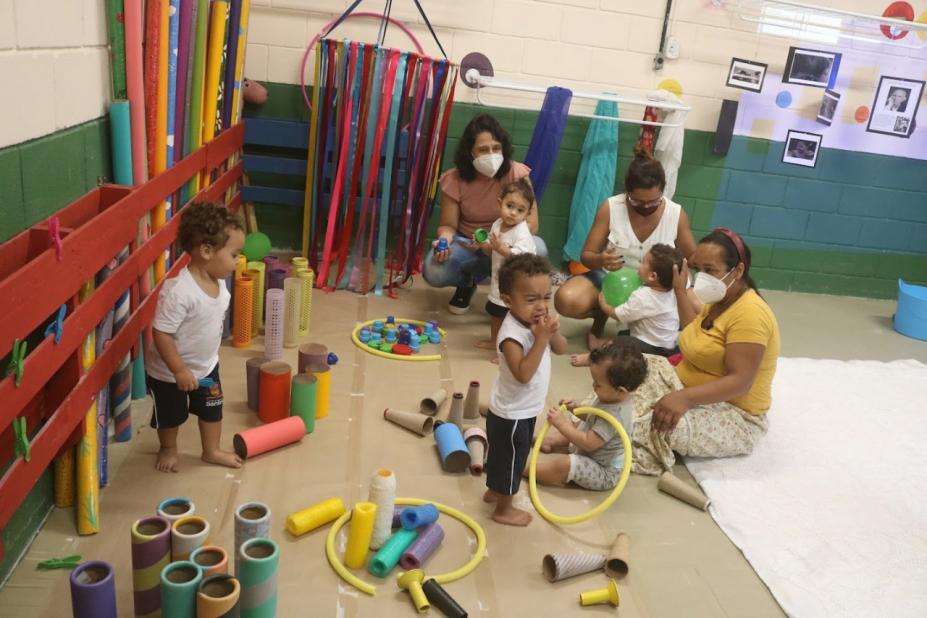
243, 83, 926, 299
0, 118, 111, 586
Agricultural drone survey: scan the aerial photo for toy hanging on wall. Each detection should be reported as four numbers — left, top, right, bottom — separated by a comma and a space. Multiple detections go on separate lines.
301, 7, 456, 297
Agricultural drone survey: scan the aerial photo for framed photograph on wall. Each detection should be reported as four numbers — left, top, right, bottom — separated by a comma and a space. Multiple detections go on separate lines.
866, 76, 923, 138
816, 89, 841, 126
783, 47, 841, 88
782, 130, 822, 168
727, 58, 768, 92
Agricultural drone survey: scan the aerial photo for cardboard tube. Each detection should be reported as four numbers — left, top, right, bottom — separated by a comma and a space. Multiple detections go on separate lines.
131, 516, 171, 616
245, 262, 265, 334
399, 523, 444, 570
290, 373, 318, 433
422, 578, 467, 618
172, 515, 210, 561
296, 269, 313, 336
201, 0, 227, 146
658, 472, 711, 511
267, 267, 287, 291
157, 497, 195, 523
298, 343, 328, 373
235, 502, 271, 576
344, 502, 378, 569
447, 392, 464, 429
463, 428, 488, 474
53, 448, 75, 507
70, 560, 116, 618
190, 545, 229, 578
463, 381, 480, 420
367, 528, 418, 577
419, 388, 447, 416
233, 416, 305, 460
283, 277, 302, 348
124, 0, 146, 186
245, 357, 269, 412
542, 553, 607, 582
384, 408, 434, 436
368, 469, 397, 550
309, 363, 331, 420
160, 560, 202, 618
434, 423, 470, 473
605, 532, 630, 579
286, 497, 346, 537
258, 361, 291, 423
239, 538, 278, 617
196, 574, 240, 618
264, 288, 284, 360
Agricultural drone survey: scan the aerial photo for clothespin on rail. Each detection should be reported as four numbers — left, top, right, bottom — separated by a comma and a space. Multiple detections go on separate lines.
4, 339, 27, 387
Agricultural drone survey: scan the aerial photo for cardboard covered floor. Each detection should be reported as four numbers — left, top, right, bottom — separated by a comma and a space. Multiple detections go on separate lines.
1, 282, 924, 618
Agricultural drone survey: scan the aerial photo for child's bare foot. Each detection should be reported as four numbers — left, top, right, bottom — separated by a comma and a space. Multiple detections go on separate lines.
474, 339, 495, 350
586, 331, 609, 350
202, 449, 243, 468
492, 505, 532, 526
570, 352, 591, 367
482, 489, 499, 503
156, 447, 179, 473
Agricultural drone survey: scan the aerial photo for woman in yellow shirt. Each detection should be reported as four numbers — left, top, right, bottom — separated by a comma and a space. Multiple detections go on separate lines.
631, 228, 780, 475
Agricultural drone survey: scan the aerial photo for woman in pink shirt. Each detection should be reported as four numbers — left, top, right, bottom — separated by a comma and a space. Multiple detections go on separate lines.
423, 114, 548, 314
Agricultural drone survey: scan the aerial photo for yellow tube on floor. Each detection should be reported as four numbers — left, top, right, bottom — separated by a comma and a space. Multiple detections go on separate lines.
309, 364, 330, 419
286, 497, 345, 537
343, 502, 377, 569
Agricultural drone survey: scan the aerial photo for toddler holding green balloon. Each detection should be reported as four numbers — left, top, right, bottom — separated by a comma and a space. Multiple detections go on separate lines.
572, 243, 683, 365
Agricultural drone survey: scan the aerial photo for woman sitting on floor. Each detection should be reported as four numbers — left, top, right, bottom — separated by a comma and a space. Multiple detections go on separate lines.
629, 228, 780, 475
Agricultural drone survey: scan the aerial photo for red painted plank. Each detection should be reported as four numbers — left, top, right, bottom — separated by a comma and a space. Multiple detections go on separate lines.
0, 251, 189, 530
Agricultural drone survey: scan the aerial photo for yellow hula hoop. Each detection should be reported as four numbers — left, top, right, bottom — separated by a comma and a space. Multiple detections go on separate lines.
350, 319, 447, 362
528, 406, 632, 525
325, 497, 486, 596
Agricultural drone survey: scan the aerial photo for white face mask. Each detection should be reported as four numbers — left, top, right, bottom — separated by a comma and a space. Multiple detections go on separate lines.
693, 269, 734, 304
473, 153, 504, 178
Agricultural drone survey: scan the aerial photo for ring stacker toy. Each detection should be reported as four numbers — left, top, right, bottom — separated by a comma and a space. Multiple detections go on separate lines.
528, 406, 631, 525
326, 498, 486, 596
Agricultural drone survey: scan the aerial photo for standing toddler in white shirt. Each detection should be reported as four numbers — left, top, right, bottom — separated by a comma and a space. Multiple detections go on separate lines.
475, 178, 537, 354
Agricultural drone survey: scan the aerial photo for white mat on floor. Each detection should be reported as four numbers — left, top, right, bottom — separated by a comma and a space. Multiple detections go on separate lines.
685, 357, 927, 618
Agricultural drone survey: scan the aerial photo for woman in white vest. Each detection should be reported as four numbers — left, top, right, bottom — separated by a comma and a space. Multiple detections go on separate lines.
555, 147, 697, 348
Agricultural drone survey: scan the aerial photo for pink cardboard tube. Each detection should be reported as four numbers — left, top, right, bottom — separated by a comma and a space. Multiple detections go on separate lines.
232, 416, 305, 460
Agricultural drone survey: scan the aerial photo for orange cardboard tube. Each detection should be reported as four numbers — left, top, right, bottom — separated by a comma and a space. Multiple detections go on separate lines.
233, 416, 305, 460
258, 361, 291, 424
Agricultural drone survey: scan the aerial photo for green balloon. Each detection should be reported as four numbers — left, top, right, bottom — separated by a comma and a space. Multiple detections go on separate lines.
602, 267, 641, 307
243, 232, 271, 260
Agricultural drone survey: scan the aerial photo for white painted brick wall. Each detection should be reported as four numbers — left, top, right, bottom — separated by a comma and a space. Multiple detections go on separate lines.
252, 0, 914, 134
3, 0, 910, 151
1, 0, 109, 148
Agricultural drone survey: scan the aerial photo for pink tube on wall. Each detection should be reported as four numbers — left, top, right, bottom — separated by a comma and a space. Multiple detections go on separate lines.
399, 523, 444, 570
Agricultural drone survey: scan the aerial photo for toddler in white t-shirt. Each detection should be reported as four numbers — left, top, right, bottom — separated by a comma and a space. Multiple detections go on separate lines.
475, 178, 537, 355
146, 202, 244, 473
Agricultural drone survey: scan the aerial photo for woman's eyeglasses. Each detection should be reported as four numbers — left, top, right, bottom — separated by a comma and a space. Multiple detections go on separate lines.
626, 196, 663, 210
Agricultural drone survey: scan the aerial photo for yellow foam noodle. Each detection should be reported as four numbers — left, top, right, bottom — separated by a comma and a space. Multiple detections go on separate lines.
286, 497, 346, 537
230, 0, 251, 125
309, 364, 330, 419
343, 502, 377, 569
153, 0, 170, 281
202, 1, 228, 146
53, 448, 75, 508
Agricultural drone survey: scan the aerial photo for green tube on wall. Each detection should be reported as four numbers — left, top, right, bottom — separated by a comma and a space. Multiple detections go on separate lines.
160, 560, 203, 618
239, 537, 279, 618
367, 528, 418, 578
109, 100, 133, 185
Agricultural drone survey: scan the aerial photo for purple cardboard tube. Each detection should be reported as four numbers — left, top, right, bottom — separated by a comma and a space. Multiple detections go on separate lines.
70, 560, 117, 618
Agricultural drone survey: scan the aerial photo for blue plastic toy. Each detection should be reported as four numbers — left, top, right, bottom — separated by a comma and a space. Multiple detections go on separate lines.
428, 333, 441, 344
385, 329, 398, 343
386, 315, 396, 325
359, 329, 371, 344
327, 352, 339, 365
373, 320, 384, 333
436, 238, 449, 252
